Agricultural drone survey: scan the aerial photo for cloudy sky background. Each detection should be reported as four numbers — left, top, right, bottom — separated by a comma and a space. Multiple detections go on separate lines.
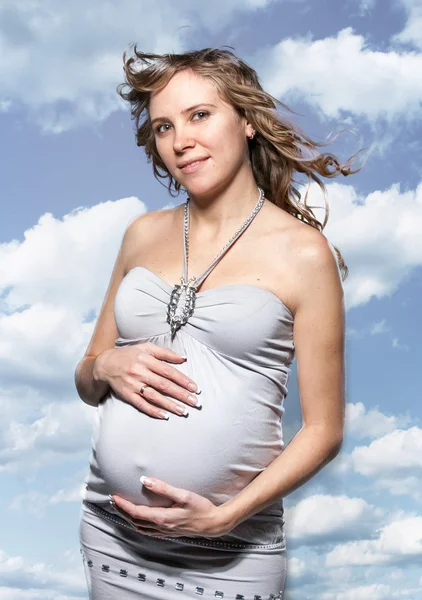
1, 0, 422, 598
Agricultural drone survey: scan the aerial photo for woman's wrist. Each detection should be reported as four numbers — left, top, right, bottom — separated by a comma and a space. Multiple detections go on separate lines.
92, 349, 113, 383
214, 501, 240, 535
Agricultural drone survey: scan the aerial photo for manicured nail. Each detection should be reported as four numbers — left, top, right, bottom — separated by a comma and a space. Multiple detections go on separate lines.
158, 411, 169, 420
140, 476, 154, 487
188, 394, 201, 408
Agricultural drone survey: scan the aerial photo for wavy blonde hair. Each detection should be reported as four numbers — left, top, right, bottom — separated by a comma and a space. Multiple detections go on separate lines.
116, 45, 364, 281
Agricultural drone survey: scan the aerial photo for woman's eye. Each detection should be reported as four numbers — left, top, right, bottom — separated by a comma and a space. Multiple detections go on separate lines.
155, 123, 170, 134
192, 110, 209, 121
154, 111, 209, 134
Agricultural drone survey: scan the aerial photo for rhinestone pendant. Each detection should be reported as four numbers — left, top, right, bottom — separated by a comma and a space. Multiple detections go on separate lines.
166, 278, 197, 339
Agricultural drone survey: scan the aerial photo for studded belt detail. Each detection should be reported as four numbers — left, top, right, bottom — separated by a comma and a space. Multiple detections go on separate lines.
80, 546, 284, 600
82, 500, 286, 551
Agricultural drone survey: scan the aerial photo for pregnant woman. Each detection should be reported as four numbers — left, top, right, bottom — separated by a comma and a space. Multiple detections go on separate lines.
75, 46, 357, 599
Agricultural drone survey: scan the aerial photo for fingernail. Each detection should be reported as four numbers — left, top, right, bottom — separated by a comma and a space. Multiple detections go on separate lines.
175, 404, 189, 416
140, 476, 154, 487
181, 355, 188, 360
158, 411, 170, 420
188, 394, 201, 408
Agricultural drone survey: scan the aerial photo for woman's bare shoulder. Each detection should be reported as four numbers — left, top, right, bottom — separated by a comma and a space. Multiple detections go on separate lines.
289, 225, 343, 315
122, 204, 182, 269
125, 204, 182, 241
264, 204, 341, 315
266, 202, 335, 262
128, 203, 182, 232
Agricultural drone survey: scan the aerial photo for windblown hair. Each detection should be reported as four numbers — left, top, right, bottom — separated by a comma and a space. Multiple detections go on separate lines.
116, 45, 364, 281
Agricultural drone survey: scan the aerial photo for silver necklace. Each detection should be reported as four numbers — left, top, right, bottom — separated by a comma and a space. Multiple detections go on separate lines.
166, 187, 265, 339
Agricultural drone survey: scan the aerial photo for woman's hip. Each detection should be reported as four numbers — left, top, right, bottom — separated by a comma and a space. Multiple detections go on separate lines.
79, 502, 287, 600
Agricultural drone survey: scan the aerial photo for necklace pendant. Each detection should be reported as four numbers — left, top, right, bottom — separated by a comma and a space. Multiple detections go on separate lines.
166, 278, 197, 339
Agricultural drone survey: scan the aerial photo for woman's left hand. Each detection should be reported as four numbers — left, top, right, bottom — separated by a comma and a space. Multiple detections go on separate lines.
110, 477, 233, 539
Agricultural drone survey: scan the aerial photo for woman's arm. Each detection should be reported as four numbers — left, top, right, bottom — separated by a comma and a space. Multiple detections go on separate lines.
219, 232, 345, 531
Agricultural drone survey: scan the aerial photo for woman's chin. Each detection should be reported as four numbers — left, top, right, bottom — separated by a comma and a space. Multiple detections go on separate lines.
183, 182, 224, 200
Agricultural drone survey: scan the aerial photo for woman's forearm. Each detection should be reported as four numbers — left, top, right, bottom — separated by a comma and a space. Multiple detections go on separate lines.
219, 424, 343, 531
74, 351, 112, 407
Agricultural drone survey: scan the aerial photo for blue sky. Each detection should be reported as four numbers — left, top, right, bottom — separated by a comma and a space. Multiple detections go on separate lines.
1, 0, 421, 598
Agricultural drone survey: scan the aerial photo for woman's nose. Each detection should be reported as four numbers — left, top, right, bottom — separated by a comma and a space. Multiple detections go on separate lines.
173, 129, 195, 153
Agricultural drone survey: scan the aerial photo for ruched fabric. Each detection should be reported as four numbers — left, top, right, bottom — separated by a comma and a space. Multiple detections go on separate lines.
80, 265, 295, 598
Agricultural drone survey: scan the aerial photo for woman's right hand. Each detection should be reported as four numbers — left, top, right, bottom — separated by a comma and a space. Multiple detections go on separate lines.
93, 343, 201, 419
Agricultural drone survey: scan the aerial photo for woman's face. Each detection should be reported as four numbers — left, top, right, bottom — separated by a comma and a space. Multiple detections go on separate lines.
148, 69, 253, 198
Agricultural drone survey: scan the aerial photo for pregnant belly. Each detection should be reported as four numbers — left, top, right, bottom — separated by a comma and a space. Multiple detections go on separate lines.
94, 391, 283, 508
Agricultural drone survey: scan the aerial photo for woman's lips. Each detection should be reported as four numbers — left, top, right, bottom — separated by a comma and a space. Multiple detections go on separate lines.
180, 157, 209, 174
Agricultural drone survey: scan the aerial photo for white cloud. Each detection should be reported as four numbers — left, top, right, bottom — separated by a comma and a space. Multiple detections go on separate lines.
347, 428, 422, 499
325, 515, 422, 567
393, 0, 422, 49
346, 320, 411, 351
0, 198, 144, 388
336, 423, 422, 500
317, 180, 422, 309
0, 197, 148, 471
0, 548, 85, 598
351, 426, 422, 477
50, 483, 86, 504
287, 556, 307, 579
0, 197, 144, 313
375, 475, 422, 499
345, 402, 412, 440
0, 399, 94, 473
9, 482, 85, 517
9, 491, 49, 517
356, 0, 377, 14
391, 336, 410, 352
388, 569, 405, 580
321, 583, 394, 600
0, 0, 279, 133
285, 494, 384, 547
370, 319, 389, 335
1, 3, 420, 136
256, 27, 422, 122
0, 594, 82, 600
296, 403, 417, 499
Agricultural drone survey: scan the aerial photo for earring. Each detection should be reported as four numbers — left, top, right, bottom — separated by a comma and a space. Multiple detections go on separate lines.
249, 130, 256, 140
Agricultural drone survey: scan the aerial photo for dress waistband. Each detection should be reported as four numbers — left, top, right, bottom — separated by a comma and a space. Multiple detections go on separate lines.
82, 501, 286, 551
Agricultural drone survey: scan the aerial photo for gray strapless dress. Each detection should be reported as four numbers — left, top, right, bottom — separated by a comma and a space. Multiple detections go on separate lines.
79, 264, 295, 599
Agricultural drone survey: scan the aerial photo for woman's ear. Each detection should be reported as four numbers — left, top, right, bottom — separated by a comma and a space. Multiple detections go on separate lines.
246, 126, 256, 139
